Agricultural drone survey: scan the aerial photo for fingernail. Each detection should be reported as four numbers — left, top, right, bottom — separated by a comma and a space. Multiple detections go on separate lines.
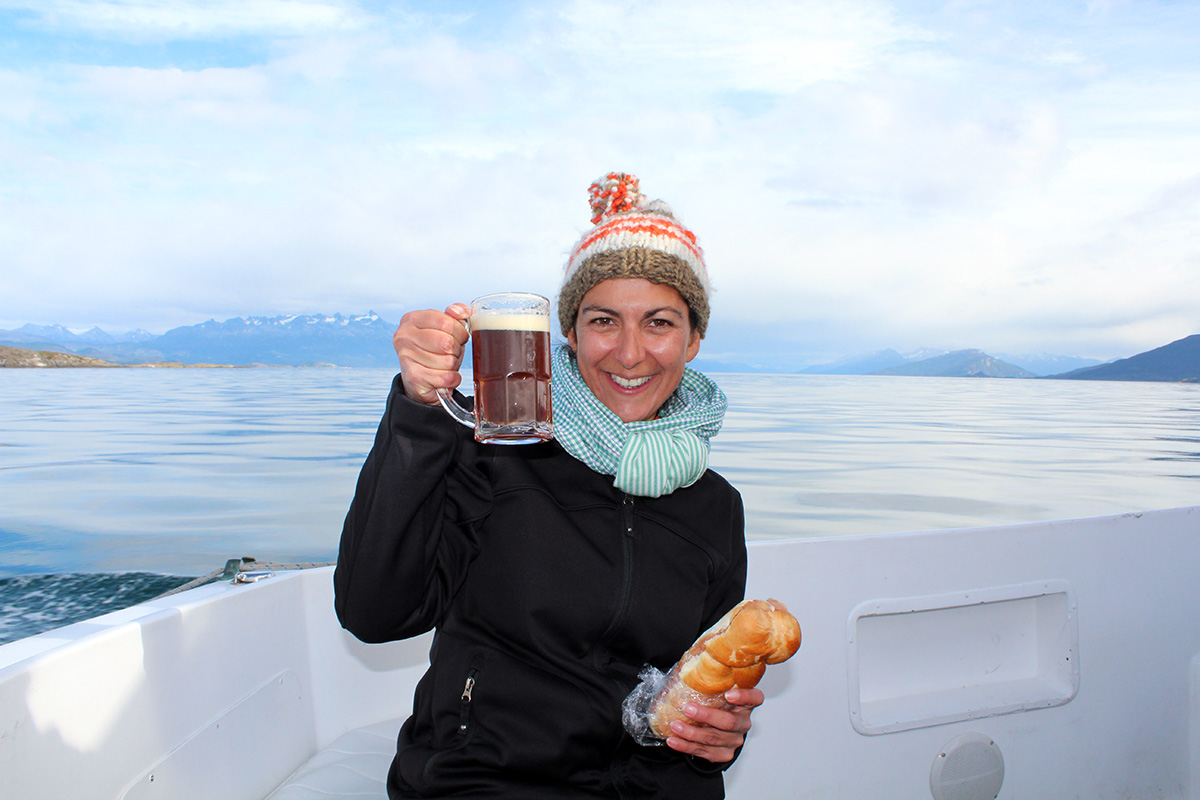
683, 703, 698, 717
671, 721, 684, 734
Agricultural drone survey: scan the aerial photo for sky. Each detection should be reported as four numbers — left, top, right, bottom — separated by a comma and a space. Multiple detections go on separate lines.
2, 0, 1198, 368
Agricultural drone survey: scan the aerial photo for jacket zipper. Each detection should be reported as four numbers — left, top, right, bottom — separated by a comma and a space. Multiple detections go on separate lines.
458, 668, 477, 735
600, 494, 637, 644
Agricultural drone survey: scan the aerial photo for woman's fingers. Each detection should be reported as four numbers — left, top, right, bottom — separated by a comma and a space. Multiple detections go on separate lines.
663, 690, 764, 763
393, 307, 470, 404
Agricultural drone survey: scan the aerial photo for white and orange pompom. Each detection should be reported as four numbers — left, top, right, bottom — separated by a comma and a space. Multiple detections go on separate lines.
587, 171, 645, 223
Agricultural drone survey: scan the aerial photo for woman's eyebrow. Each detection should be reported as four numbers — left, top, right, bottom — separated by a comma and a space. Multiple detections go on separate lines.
580, 305, 684, 319
580, 304, 621, 317
642, 306, 684, 320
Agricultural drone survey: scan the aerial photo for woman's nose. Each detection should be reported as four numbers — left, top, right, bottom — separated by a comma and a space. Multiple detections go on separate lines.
615, 328, 644, 369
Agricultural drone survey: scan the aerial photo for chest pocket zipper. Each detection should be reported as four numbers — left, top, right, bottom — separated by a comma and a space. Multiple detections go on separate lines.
458, 669, 478, 735
600, 495, 637, 646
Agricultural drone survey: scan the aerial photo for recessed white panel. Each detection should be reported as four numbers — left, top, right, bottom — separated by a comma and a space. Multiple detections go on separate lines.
848, 580, 1079, 735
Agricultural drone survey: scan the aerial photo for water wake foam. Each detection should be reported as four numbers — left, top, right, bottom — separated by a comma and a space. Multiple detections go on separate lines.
0, 572, 194, 645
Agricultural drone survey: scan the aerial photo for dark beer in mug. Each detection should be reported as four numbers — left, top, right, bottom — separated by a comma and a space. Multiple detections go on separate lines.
471, 314, 552, 437
436, 292, 553, 444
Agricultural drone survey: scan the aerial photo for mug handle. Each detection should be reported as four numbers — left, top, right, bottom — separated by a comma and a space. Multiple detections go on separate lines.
435, 305, 475, 429
436, 387, 476, 429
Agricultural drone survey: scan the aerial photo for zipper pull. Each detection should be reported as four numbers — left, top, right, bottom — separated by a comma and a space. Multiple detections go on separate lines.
458, 670, 477, 735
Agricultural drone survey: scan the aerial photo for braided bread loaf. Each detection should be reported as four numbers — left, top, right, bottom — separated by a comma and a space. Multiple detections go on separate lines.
646, 598, 801, 739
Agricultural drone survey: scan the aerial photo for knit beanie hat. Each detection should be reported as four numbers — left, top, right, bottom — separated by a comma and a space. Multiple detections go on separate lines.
557, 172, 712, 338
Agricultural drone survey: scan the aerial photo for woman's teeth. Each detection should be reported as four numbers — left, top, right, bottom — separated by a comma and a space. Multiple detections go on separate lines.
611, 374, 651, 389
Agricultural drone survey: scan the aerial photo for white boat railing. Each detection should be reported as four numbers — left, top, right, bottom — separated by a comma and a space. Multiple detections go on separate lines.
1, 505, 1198, 799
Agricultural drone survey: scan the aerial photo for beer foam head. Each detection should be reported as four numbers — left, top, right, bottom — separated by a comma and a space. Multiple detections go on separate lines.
557, 172, 711, 339
471, 312, 551, 333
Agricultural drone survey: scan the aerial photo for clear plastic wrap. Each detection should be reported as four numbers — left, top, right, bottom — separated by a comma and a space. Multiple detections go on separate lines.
621, 599, 802, 745
621, 662, 735, 745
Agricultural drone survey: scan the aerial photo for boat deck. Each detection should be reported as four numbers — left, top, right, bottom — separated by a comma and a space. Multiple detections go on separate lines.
266, 720, 395, 800
3, 505, 1199, 799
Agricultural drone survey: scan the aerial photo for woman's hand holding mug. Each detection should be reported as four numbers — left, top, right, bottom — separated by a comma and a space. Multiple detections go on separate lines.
395, 293, 553, 445
393, 303, 471, 406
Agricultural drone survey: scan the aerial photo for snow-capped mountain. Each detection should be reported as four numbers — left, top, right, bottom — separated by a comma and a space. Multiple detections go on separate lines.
0, 313, 398, 367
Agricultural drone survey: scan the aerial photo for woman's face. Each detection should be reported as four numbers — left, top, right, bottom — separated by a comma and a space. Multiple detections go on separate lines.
566, 277, 702, 423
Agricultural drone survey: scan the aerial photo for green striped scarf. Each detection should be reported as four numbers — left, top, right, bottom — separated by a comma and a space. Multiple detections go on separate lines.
550, 344, 727, 498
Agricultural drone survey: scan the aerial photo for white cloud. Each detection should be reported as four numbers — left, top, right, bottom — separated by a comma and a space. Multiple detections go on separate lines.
2, 0, 1200, 362
550, 0, 920, 93
1, 0, 364, 38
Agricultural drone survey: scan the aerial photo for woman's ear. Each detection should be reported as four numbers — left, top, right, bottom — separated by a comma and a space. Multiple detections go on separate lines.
566, 328, 577, 353
685, 327, 701, 363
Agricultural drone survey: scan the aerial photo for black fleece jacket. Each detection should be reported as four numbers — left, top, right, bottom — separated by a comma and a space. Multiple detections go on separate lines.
334, 376, 747, 798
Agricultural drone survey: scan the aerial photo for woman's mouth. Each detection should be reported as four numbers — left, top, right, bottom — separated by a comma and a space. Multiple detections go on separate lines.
610, 373, 652, 389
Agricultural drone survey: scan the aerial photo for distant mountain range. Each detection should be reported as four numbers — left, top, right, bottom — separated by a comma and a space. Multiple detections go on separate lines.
1050, 334, 1200, 382
872, 349, 1035, 378
0, 313, 398, 368
6, 323, 157, 346
3, 316, 1197, 381
799, 348, 1102, 377
798, 348, 945, 375
837, 337, 1198, 381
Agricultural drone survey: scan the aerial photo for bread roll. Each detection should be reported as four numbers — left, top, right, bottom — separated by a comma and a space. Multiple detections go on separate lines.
645, 598, 800, 740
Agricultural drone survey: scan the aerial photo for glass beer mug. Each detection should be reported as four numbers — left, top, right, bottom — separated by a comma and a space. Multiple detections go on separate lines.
436, 292, 554, 445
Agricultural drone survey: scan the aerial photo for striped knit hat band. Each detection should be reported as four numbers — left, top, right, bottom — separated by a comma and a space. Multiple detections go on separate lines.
557, 172, 712, 338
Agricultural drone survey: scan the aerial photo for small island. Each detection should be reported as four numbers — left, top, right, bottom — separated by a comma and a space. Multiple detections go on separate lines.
0, 345, 235, 369
0, 345, 120, 368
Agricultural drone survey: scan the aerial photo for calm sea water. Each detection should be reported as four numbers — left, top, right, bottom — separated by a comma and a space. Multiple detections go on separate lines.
2, 367, 1199, 643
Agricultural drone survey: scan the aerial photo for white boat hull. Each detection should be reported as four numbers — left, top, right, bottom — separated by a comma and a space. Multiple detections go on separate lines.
2, 506, 1198, 799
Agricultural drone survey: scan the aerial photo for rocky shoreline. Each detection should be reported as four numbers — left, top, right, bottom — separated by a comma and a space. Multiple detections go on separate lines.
0, 345, 236, 368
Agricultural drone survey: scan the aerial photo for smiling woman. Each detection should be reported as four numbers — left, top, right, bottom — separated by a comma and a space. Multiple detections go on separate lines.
335, 171, 754, 799
566, 278, 701, 423
549, 173, 729, 497
555, 171, 711, 424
